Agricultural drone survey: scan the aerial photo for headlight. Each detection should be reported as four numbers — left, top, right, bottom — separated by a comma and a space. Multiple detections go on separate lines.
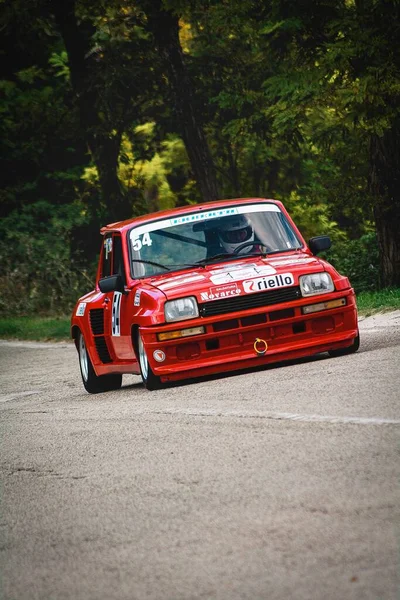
164, 297, 199, 322
299, 272, 334, 297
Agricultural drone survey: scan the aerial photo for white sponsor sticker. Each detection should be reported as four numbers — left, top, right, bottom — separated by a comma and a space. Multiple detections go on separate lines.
171, 208, 238, 226
157, 274, 206, 291
112, 292, 122, 336
269, 257, 315, 267
208, 263, 259, 274
104, 237, 112, 258
243, 272, 295, 294
134, 290, 141, 306
210, 264, 276, 285
153, 350, 166, 362
129, 203, 281, 243
200, 283, 241, 302
76, 302, 86, 316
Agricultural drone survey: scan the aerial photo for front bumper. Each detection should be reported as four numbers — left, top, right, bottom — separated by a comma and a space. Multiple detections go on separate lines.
140, 289, 358, 382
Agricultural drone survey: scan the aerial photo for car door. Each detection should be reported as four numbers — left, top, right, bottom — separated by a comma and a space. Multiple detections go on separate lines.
101, 233, 137, 362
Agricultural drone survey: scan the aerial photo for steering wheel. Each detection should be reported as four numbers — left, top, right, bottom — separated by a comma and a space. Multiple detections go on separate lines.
233, 241, 269, 254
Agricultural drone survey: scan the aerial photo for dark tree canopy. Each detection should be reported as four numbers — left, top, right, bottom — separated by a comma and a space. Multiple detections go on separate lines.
0, 0, 399, 315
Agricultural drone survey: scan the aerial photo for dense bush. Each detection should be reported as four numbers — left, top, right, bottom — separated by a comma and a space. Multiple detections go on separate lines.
0, 201, 97, 316
326, 233, 380, 293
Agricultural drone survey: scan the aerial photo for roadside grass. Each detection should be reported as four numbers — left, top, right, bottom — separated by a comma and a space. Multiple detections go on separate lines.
356, 288, 400, 316
0, 316, 71, 341
0, 288, 399, 341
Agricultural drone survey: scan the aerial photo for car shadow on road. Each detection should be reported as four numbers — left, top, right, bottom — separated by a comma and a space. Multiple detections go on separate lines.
122, 352, 334, 392
167, 352, 332, 390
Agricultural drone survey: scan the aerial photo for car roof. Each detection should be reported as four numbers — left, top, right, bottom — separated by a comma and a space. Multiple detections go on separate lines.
100, 198, 282, 234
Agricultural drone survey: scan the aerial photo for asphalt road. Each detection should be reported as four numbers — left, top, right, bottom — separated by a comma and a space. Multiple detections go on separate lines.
1, 312, 399, 600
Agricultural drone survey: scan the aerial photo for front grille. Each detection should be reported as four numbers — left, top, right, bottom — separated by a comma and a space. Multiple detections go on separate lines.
213, 319, 239, 332
90, 309, 104, 335
94, 336, 112, 363
199, 286, 301, 317
269, 308, 295, 321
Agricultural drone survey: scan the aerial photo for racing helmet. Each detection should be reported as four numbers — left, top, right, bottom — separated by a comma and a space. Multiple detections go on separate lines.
218, 215, 254, 253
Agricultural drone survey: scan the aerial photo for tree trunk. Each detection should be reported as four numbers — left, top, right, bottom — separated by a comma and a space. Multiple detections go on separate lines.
52, 0, 130, 222
369, 126, 400, 287
144, 1, 220, 203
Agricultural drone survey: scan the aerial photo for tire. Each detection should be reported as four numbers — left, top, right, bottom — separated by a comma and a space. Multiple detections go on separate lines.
328, 332, 360, 358
137, 331, 162, 390
78, 332, 122, 394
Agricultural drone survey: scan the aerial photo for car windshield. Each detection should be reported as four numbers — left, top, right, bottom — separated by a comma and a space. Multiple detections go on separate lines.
129, 203, 302, 277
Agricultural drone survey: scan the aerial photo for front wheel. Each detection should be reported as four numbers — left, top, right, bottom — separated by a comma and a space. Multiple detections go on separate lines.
328, 333, 360, 358
78, 332, 122, 394
137, 331, 162, 390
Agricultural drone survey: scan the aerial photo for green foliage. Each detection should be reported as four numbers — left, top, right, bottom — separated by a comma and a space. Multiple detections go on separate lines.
283, 191, 347, 244
49, 51, 70, 81
0, 55, 87, 215
0, 202, 96, 316
326, 233, 380, 293
82, 124, 196, 213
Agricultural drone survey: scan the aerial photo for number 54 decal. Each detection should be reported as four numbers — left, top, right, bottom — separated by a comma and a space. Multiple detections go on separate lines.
132, 232, 152, 252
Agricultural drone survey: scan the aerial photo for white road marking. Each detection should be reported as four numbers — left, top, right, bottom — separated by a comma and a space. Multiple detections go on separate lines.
151, 408, 400, 425
0, 390, 40, 403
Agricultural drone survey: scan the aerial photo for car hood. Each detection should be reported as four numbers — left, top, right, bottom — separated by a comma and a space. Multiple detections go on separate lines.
148, 253, 324, 302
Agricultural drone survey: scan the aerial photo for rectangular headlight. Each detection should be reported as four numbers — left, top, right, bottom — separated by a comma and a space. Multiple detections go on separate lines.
299, 272, 334, 297
164, 296, 199, 322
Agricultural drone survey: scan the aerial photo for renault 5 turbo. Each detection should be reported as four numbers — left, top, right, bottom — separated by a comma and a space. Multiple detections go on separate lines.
71, 198, 359, 392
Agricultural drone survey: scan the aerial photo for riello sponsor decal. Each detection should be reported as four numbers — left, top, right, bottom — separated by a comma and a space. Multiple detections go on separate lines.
243, 272, 295, 294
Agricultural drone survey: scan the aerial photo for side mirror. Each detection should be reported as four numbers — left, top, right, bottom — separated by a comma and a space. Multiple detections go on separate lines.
98, 274, 125, 293
308, 236, 331, 255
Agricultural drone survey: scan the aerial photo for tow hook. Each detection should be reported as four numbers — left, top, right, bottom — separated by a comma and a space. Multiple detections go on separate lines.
254, 338, 268, 356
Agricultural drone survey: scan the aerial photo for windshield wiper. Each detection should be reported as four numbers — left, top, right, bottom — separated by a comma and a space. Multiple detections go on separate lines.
131, 258, 171, 271
196, 248, 300, 266
196, 250, 272, 265
172, 263, 206, 269
231, 248, 300, 258
132, 259, 206, 272
196, 253, 238, 265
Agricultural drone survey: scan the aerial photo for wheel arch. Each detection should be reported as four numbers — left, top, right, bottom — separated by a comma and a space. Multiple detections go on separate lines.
71, 325, 81, 350
131, 324, 140, 358
131, 323, 161, 390
72, 323, 100, 375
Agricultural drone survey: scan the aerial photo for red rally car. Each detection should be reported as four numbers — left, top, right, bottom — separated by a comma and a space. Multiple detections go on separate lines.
71, 198, 359, 392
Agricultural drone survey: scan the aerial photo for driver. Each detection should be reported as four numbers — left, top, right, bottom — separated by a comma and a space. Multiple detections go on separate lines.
218, 215, 255, 254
